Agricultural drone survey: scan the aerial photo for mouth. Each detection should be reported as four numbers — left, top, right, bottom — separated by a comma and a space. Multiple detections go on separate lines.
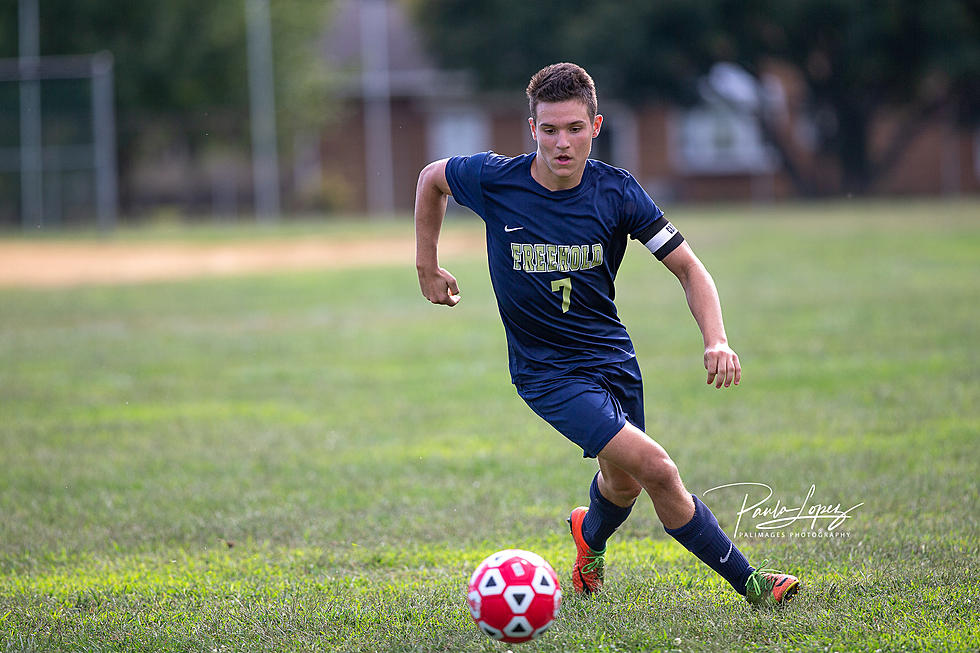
554, 154, 573, 166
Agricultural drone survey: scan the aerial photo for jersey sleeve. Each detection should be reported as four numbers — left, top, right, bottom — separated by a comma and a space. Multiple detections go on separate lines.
622, 175, 684, 261
445, 152, 490, 217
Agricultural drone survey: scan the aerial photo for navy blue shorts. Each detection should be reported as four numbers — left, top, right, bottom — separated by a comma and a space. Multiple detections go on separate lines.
515, 358, 645, 458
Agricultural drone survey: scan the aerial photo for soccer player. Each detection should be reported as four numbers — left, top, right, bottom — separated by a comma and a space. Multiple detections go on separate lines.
414, 62, 799, 605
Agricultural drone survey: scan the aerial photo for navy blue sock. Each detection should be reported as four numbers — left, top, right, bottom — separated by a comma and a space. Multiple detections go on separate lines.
581, 472, 634, 551
664, 494, 753, 595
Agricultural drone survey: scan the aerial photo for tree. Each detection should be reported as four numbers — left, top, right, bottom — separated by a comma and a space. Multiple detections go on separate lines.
0, 1, 334, 211
405, 0, 720, 104
408, 0, 980, 195
718, 0, 980, 194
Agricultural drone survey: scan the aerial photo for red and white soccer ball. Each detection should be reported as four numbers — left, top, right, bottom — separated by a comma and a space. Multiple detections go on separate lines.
467, 549, 562, 643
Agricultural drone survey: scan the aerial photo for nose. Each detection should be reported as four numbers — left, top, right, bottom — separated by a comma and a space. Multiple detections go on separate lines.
556, 129, 570, 148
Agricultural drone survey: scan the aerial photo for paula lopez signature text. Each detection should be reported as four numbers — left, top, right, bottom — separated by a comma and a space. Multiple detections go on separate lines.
703, 482, 864, 538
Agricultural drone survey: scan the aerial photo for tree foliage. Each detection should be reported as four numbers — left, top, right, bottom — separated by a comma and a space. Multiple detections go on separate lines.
718, 0, 980, 193
0, 1, 333, 153
405, 0, 722, 104
409, 0, 980, 194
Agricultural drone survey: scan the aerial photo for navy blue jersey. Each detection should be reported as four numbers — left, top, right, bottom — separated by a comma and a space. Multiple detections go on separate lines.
445, 151, 683, 384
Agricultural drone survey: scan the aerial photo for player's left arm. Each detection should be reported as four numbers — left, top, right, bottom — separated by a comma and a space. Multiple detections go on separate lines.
661, 242, 741, 388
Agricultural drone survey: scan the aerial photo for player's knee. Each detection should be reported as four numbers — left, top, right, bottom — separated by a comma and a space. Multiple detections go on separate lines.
637, 454, 680, 493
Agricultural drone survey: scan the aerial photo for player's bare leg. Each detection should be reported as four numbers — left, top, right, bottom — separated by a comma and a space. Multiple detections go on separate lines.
596, 423, 694, 528
592, 423, 800, 602
595, 457, 642, 508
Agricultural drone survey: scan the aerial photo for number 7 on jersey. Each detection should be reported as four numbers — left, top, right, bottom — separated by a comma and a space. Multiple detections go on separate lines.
551, 277, 572, 313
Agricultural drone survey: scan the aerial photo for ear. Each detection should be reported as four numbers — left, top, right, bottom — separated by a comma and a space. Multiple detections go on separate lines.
592, 114, 603, 138
528, 116, 537, 141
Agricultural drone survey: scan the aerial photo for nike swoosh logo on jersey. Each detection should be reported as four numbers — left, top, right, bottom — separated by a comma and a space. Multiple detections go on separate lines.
720, 542, 733, 564
504, 225, 524, 232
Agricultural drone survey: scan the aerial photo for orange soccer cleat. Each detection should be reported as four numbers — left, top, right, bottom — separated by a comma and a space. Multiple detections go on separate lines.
567, 507, 606, 595
745, 562, 801, 605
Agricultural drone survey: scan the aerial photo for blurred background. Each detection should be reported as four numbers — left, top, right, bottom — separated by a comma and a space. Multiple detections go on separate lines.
0, 0, 978, 229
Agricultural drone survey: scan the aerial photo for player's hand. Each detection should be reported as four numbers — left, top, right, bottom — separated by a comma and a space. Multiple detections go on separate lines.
417, 266, 461, 306
704, 343, 741, 388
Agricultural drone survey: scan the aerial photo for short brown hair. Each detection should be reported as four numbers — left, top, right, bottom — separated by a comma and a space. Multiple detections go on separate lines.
526, 63, 598, 123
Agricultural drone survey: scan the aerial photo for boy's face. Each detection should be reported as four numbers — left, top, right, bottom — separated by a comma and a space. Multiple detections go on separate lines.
529, 99, 602, 191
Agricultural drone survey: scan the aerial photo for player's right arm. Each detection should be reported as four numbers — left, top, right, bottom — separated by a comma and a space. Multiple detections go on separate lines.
415, 159, 461, 306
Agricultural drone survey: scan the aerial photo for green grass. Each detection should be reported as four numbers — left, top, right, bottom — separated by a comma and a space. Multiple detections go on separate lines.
1, 200, 978, 651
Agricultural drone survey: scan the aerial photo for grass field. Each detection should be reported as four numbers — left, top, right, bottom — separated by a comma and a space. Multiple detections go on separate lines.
1, 200, 978, 651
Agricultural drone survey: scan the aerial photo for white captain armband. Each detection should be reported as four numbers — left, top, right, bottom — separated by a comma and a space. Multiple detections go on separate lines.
637, 217, 684, 260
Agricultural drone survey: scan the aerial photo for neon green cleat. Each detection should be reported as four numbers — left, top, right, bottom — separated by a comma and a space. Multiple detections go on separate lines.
745, 561, 801, 605
567, 506, 605, 595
